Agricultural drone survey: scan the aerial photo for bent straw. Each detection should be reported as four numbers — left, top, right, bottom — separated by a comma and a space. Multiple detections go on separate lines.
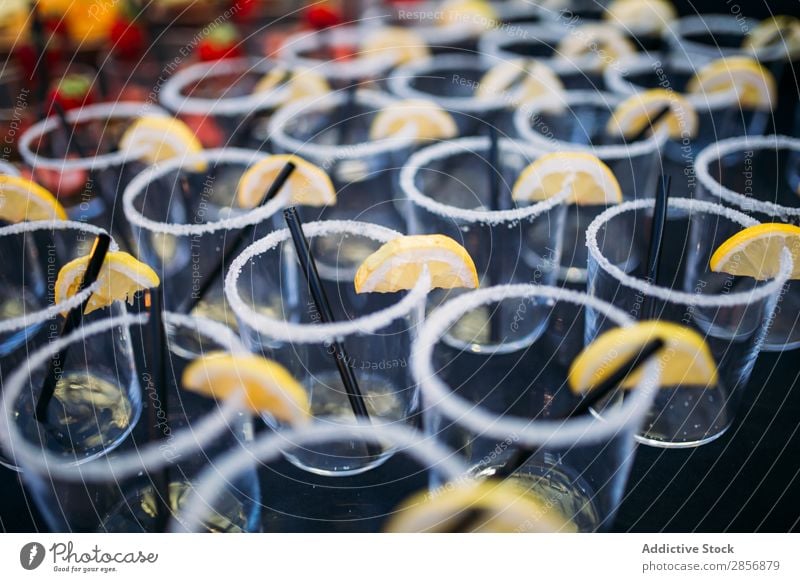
645, 174, 671, 319
179, 161, 296, 315
35, 233, 112, 423
450, 337, 665, 532
283, 207, 381, 458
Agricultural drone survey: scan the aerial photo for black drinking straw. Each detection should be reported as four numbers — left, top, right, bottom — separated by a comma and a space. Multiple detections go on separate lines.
449, 337, 666, 532
336, 83, 358, 144
178, 161, 296, 315
35, 234, 111, 423
627, 105, 672, 142
29, 2, 49, 113
487, 124, 504, 343
644, 174, 671, 319
283, 207, 380, 456
145, 286, 171, 532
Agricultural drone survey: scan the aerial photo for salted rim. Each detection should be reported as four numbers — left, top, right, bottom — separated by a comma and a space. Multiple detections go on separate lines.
478, 23, 603, 75
695, 134, 800, 218
0, 220, 118, 334
0, 312, 249, 477
0, 160, 20, 176
667, 14, 787, 64
123, 148, 292, 236
586, 196, 793, 306
18, 102, 169, 171
279, 24, 400, 81
268, 89, 417, 162
514, 89, 669, 160
411, 284, 660, 449
159, 57, 290, 117
174, 421, 469, 531
388, 54, 511, 112
225, 220, 430, 343
399, 136, 570, 225
361, 3, 487, 45
605, 53, 740, 111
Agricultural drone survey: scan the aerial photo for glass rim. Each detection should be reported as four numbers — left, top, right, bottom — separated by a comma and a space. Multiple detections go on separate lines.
411, 284, 660, 449
695, 134, 800, 218
122, 147, 288, 235
172, 421, 469, 532
0, 220, 118, 334
159, 57, 290, 117
399, 135, 570, 224
268, 89, 418, 161
514, 89, 669, 159
388, 54, 511, 111
586, 196, 793, 306
18, 102, 169, 171
0, 311, 249, 477
224, 219, 431, 343
279, 25, 399, 81
605, 53, 741, 111
0, 160, 20, 176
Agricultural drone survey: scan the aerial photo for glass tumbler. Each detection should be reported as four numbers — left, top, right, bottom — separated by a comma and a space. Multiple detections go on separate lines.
225, 220, 429, 476
585, 197, 790, 447
1, 312, 260, 532
412, 284, 660, 532
399, 135, 568, 352
0, 220, 129, 471
695, 134, 800, 350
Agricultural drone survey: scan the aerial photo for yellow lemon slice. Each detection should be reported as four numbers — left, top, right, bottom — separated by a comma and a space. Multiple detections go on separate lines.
119, 116, 206, 171
182, 352, 311, 422
362, 27, 430, 65
236, 154, 335, 208
512, 152, 623, 206
369, 99, 458, 142
557, 24, 636, 69
709, 223, 800, 281
604, 0, 677, 34
253, 67, 332, 104
607, 88, 699, 139
476, 58, 565, 106
743, 15, 800, 58
55, 251, 160, 314
385, 479, 578, 533
0, 175, 67, 223
354, 234, 479, 293
568, 321, 718, 392
686, 57, 777, 110
439, 0, 497, 31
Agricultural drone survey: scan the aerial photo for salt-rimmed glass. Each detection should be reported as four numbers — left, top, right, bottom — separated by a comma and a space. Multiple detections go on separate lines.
399, 136, 568, 352
586, 197, 791, 447
0, 220, 127, 471
225, 220, 429, 476
387, 54, 513, 136
17, 102, 168, 245
0, 312, 260, 532
172, 423, 468, 532
514, 90, 667, 284
268, 90, 416, 233
412, 284, 660, 532
0, 159, 19, 176
605, 53, 770, 165
123, 148, 284, 334
160, 58, 292, 151
278, 25, 400, 89
695, 135, 800, 350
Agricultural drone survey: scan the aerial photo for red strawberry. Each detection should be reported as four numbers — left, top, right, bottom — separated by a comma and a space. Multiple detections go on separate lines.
231, 0, 260, 22
110, 18, 145, 60
305, 4, 343, 30
47, 74, 96, 113
197, 23, 243, 62
180, 114, 225, 149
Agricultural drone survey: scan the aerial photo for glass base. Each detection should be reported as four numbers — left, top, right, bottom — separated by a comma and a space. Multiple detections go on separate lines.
635, 423, 730, 449
282, 448, 395, 477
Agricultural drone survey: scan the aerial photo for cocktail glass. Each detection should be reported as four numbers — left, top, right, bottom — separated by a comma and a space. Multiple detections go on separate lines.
268, 89, 416, 233
0, 220, 128, 471
0, 312, 260, 532
399, 135, 568, 352
411, 284, 660, 531
585, 197, 790, 446
225, 220, 429, 476
695, 135, 800, 350
174, 423, 468, 532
